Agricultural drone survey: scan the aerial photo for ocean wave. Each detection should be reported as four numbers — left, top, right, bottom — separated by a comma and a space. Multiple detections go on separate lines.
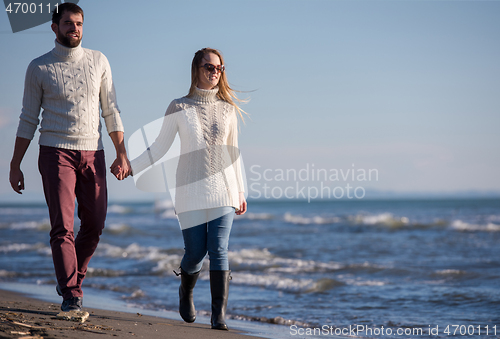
0, 207, 47, 216
160, 209, 177, 219
229, 249, 387, 291
86, 267, 126, 277
122, 289, 147, 300
107, 204, 133, 214
96, 243, 165, 260
152, 255, 185, 273
0, 242, 47, 253
343, 261, 393, 274
284, 212, 341, 225
450, 220, 500, 232
104, 223, 133, 235
235, 212, 275, 220
229, 248, 343, 273
487, 214, 500, 222
282, 211, 489, 230
350, 213, 410, 227
8, 220, 50, 231
283, 211, 413, 227
434, 269, 466, 275
0, 269, 16, 278
230, 272, 343, 293
431, 269, 469, 281
198, 310, 311, 327
154, 199, 174, 211
339, 277, 386, 286
95, 243, 183, 273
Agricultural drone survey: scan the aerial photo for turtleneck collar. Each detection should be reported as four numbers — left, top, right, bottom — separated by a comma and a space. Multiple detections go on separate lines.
52, 40, 84, 61
188, 87, 219, 104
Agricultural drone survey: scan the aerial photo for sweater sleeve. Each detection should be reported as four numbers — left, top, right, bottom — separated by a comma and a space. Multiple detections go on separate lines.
228, 108, 245, 193
99, 52, 124, 134
130, 101, 179, 175
16, 61, 43, 140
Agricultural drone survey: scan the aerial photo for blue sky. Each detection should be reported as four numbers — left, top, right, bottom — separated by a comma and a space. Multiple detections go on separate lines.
0, 0, 499, 202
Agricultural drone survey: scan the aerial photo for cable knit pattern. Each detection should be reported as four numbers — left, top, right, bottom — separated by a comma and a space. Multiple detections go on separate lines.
16, 40, 124, 150
130, 87, 244, 214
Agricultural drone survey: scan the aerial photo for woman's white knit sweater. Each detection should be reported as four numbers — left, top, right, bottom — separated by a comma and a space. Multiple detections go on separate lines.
130, 87, 245, 214
16, 40, 124, 151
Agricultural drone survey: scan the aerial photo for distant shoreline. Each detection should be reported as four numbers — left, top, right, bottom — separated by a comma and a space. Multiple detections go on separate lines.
1, 195, 499, 206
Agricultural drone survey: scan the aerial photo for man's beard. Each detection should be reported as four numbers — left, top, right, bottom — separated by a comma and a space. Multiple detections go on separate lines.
57, 29, 82, 48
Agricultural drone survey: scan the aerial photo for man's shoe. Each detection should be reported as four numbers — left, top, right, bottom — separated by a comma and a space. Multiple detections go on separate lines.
61, 297, 83, 312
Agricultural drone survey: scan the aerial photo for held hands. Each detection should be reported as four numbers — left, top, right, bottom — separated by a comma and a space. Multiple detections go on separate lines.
110, 154, 132, 180
109, 131, 131, 180
236, 192, 247, 215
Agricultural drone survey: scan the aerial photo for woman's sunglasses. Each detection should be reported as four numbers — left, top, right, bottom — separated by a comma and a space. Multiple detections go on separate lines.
200, 63, 225, 73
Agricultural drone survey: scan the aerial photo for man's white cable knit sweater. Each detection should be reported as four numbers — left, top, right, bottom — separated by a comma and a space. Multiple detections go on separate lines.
16, 40, 124, 151
130, 87, 245, 214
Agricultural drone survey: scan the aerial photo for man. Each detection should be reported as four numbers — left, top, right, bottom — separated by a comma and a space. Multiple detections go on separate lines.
9, 3, 130, 312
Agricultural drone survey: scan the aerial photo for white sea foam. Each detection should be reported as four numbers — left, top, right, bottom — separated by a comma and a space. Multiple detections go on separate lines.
229, 248, 386, 291
160, 209, 177, 219
350, 279, 386, 286
235, 212, 275, 220
229, 248, 343, 273
122, 289, 146, 299
350, 213, 410, 227
9, 219, 50, 231
451, 220, 500, 232
95, 242, 182, 272
0, 242, 46, 253
230, 273, 343, 293
337, 275, 386, 286
154, 199, 174, 210
87, 267, 125, 277
152, 255, 185, 273
0, 269, 16, 277
37, 247, 52, 256
96, 243, 163, 259
283, 212, 341, 225
347, 261, 390, 271
435, 269, 465, 275
0, 207, 47, 216
104, 223, 133, 234
232, 272, 316, 292
108, 204, 132, 214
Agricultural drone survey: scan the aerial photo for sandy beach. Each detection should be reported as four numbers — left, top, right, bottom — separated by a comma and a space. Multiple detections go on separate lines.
0, 289, 264, 339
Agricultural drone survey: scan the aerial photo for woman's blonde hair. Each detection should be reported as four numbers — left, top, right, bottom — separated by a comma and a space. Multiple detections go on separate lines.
188, 48, 247, 122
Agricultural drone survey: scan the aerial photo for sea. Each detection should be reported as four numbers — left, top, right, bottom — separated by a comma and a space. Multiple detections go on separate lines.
1, 198, 499, 338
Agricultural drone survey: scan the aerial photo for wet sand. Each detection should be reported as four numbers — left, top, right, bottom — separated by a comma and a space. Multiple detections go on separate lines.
0, 289, 263, 339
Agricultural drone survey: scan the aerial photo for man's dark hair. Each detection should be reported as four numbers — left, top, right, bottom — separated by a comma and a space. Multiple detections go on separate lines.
52, 3, 84, 25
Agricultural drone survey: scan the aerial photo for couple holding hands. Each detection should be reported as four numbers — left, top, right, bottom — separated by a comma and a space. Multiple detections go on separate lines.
9, 3, 247, 331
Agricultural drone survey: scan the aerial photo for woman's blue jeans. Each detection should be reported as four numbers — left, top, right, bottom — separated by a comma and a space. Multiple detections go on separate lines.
177, 206, 235, 274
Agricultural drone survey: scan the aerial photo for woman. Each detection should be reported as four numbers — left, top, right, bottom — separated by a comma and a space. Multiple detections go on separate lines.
130, 48, 247, 330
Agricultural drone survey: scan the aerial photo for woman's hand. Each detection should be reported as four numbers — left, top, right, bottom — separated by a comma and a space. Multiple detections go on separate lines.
236, 192, 247, 215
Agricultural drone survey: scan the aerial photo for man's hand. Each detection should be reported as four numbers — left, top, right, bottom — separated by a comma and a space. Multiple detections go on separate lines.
9, 137, 31, 194
109, 131, 131, 180
9, 167, 25, 194
110, 155, 131, 180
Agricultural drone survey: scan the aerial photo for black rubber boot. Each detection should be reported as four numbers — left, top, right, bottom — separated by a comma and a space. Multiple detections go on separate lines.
210, 270, 230, 330
178, 268, 200, 323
